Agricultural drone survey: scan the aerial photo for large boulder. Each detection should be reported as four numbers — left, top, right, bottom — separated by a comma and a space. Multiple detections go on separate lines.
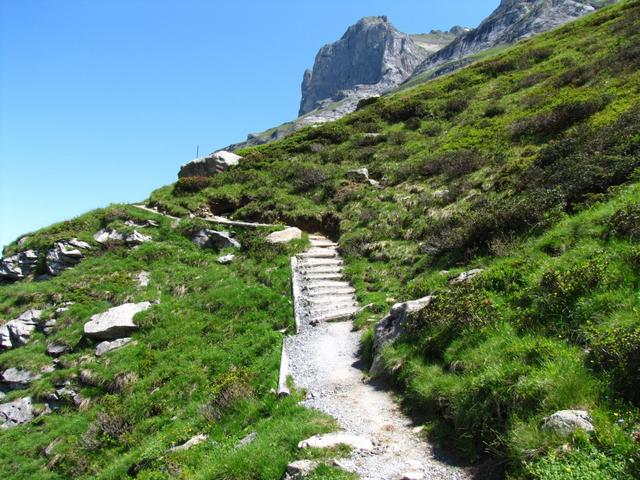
46, 240, 90, 276
1, 368, 41, 389
265, 227, 303, 244
542, 410, 595, 435
83, 302, 151, 341
0, 250, 40, 281
0, 397, 34, 429
178, 150, 242, 178
192, 230, 241, 250
370, 296, 434, 377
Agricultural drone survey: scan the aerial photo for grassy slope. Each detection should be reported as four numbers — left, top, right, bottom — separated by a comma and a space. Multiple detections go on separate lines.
143, 1, 640, 477
0, 206, 355, 479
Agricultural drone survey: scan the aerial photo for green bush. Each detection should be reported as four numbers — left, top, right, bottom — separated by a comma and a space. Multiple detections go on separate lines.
608, 203, 640, 240
174, 176, 214, 194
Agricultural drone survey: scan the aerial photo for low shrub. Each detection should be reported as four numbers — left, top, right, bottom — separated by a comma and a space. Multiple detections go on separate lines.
420, 150, 481, 179
608, 203, 640, 240
174, 176, 213, 194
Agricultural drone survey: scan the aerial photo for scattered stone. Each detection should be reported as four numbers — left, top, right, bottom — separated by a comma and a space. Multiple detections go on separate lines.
346, 168, 370, 182
134, 271, 150, 288
370, 297, 434, 377
40, 365, 56, 374
192, 229, 241, 250
0, 250, 39, 281
284, 459, 319, 479
412, 425, 424, 434
94, 229, 124, 244
41, 319, 58, 336
124, 230, 151, 245
44, 438, 61, 457
67, 238, 91, 250
217, 254, 235, 264
236, 431, 257, 448
178, 150, 242, 178
46, 241, 88, 276
400, 470, 424, 480
449, 269, 484, 285
265, 227, 302, 244
0, 397, 34, 429
46, 342, 70, 357
124, 219, 159, 228
1, 368, 41, 389
168, 434, 208, 452
83, 302, 151, 341
542, 410, 595, 435
298, 432, 374, 451
95, 337, 134, 356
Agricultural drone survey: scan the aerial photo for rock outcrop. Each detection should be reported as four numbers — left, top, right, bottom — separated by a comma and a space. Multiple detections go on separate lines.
0, 250, 39, 281
412, 0, 610, 78
1, 368, 41, 390
83, 302, 151, 341
265, 227, 302, 244
299, 16, 428, 117
94, 229, 151, 246
0, 309, 42, 350
370, 297, 434, 377
192, 230, 241, 250
178, 150, 241, 178
46, 239, 91, 276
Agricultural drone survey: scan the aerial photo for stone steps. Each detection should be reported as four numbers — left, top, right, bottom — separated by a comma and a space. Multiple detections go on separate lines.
291, 235, 359, 327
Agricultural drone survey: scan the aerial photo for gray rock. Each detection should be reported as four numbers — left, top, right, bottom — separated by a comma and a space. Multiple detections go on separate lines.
95, 337, 134, 356
67, 238, 91, 250
46, 342, 69, 357
413, 0, 604, 79
0, 250, 39, 281
83, 302, 151, 341
236, 431, 257, 448
285, 459, 319, 480
299, 16, 428, 116
542, 410, 595, 435
192, 229, 241, 250
46, 241, 87, 276
1, 309, 43, 349
134, 271, 150, 288
370, 297, 434, 377
93, 229, 124, 244
217, 254, 235, 264
178, 150, 242, 178
1, 368, 41, 389
168, 434, 208, 452
124, 219, 159, 228
265, 227, 302, 244
449, 269, 484, 285
0, 397, 34, 429
124, 230, 151, 245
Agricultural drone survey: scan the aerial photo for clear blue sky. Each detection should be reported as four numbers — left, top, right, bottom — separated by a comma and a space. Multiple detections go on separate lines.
0, 0, 499, 249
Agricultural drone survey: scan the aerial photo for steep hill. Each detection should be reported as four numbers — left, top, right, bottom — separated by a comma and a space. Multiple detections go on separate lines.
2, 1, 640, 479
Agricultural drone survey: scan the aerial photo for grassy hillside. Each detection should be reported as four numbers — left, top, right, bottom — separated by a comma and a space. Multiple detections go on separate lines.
3, 1, 640, 478
144, 0, 640, 477
0, 207, 353, 479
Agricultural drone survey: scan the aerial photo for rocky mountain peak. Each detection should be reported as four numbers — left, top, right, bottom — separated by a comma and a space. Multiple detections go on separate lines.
298, 16, 428, 116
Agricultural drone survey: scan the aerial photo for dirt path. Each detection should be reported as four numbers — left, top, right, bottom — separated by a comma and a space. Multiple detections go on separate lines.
285, 236, 472, 480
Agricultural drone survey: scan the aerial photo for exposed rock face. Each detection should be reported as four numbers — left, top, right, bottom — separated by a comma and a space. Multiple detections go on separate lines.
178, 150, 241, 178
265, 227, 303, 244
0, 397, 34, 429
0, 250, 39, 281
412, 0, 609, 77
83, 302, 151, 341
542, 410, 595, 435
299, 16, 428, 116
192, 230, 241, 250
370, 297, 434, 377
46, 240, 91, 276
94, 229, 151, 246
0, 309, 42, 350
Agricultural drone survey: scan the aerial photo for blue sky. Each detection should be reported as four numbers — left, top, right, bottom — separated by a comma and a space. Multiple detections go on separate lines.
0, 0, 499, 249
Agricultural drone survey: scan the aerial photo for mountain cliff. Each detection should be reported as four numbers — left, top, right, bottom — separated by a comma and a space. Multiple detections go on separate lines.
298, 16, 428, 117
411, 0, 614, 77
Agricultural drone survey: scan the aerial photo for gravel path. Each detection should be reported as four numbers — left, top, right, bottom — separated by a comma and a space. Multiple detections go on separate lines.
285, 236, 473, 480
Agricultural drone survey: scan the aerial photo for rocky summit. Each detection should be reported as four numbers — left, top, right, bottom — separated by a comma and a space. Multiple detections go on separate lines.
298, 16, 428, 117
412, 0, 614, 77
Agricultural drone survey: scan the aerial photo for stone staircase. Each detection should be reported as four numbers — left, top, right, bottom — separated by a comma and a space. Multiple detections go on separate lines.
291, 235, 359, 330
